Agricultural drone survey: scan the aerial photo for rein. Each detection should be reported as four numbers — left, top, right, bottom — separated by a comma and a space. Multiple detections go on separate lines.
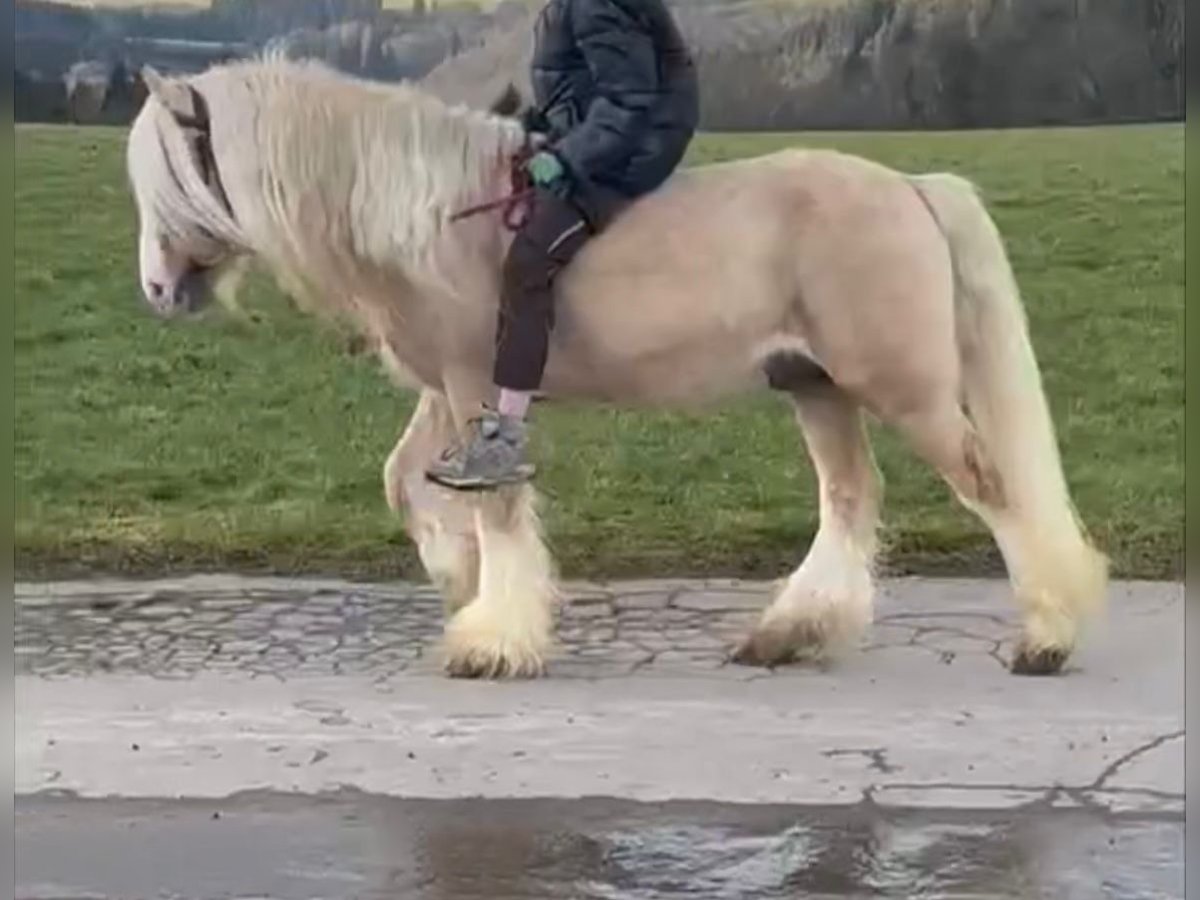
449, 143, 536, 231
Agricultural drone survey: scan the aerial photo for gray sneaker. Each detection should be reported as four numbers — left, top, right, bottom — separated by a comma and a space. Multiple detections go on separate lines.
425, 408, 536, 490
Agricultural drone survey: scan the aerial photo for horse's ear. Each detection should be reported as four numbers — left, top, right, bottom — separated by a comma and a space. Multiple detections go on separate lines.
141, 66, 168, 100
140, 65, 198, 124
489, 82, 524, 118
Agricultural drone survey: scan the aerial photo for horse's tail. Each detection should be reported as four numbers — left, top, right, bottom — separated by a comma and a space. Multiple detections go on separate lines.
908, 172, 1107, 646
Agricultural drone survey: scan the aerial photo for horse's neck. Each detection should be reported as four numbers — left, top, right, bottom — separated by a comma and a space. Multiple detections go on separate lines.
237, 66, 517, 331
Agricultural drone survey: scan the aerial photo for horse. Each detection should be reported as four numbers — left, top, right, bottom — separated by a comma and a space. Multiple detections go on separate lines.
124, 55, 1108, 680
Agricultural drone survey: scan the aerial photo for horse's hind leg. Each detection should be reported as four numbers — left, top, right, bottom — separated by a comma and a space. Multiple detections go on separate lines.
384, 389, 480, 615
733, 381, 881, 666
887, 398, 1098, 674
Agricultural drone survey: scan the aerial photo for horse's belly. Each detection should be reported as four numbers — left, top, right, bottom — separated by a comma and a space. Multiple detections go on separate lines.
542, 281, 772, 405
539, 180, 792, 405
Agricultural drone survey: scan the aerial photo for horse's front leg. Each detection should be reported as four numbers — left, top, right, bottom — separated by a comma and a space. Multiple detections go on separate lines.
434, 371, 559, 679
384, 389, 480, 616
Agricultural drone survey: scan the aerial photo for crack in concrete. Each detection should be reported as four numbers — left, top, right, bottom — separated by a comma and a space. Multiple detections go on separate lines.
862, 774, 1184, 817
663, 586, 690, 609
626, 651, 659, 675
822, 747, 899, 774
1088, 730, 1184, 791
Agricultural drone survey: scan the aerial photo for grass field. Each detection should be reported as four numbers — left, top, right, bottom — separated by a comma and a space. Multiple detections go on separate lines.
15, 123, 1183, 581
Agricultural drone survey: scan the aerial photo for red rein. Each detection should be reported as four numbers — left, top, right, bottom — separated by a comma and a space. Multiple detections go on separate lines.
449, 146, 536, 231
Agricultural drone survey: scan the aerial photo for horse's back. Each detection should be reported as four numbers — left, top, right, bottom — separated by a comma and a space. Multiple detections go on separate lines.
565, 145, 907, 283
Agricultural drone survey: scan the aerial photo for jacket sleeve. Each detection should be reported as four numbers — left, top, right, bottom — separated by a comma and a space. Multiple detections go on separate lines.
550, 0, 659, 182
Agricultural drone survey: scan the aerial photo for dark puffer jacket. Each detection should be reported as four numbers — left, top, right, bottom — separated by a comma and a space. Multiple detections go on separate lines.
527, 0, 700, 205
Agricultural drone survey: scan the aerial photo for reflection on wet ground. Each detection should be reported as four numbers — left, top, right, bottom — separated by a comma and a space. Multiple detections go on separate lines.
18, 793, 1182, 899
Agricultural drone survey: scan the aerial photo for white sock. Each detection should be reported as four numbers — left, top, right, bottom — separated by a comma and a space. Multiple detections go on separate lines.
498, 389, 532, 420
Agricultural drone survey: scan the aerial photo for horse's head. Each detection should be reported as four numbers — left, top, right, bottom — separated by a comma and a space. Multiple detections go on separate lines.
127, 63, 533, 319
126, 66, 242, 318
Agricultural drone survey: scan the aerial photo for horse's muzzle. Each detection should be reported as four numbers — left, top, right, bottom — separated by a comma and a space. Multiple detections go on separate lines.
146, 264, 212, 318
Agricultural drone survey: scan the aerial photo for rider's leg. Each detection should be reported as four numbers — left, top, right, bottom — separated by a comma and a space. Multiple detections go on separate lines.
426, 186, 593, 490
493, 188, 592, 405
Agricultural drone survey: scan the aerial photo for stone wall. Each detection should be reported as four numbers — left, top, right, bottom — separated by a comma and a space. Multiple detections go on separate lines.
425, 0, 1184, 129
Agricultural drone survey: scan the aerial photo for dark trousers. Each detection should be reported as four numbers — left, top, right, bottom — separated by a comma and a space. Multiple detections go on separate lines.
492, 186, 609, 392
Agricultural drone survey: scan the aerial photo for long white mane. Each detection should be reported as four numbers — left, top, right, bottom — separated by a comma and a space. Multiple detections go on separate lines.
129, 54, 527, 312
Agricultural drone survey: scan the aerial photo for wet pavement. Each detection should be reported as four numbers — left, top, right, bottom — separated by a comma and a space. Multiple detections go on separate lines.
16, 575, 1185, 899
17, 793, 1184, 899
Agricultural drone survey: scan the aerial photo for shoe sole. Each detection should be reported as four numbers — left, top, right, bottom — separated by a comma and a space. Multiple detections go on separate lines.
425, 468, 536, 491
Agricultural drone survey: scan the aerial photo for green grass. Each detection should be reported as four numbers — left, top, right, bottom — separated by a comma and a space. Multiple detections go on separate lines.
15, 123, 1183, 581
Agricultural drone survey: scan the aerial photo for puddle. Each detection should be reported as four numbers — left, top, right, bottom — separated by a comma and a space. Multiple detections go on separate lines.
17, 793, 1183, 899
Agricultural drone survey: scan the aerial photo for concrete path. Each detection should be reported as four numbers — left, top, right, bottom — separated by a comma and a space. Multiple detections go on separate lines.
16, 575, 1183, 813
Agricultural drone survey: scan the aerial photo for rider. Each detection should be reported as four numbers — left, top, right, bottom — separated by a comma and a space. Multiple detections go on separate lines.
426, 0, 700, 490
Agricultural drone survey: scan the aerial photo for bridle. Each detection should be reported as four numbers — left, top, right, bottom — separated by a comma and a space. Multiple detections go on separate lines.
162, 84, 236, 226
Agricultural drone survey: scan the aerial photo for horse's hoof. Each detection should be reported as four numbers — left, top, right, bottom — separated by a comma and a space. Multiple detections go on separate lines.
731, 608, 859, 670
1010, 642, 1069, 676
442, 643, 546, 680
729, 639, 785, 669
441, 600, 550, 680
729, 625, 810, 668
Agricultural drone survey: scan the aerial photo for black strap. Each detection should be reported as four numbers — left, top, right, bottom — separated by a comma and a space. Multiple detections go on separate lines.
169, 85, 235, 222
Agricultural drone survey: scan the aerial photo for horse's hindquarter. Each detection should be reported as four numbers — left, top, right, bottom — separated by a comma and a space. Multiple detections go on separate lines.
542, 154, 804, 404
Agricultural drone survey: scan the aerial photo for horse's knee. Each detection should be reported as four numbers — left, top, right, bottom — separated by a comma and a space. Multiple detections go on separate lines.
416, 521, 479, 613
824, 476, 876, 526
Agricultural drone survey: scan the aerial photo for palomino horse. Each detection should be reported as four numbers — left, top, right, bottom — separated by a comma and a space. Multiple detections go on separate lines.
125, 57, 1108, 679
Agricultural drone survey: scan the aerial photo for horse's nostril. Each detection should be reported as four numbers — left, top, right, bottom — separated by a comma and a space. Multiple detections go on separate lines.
148, 281, 165, 300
